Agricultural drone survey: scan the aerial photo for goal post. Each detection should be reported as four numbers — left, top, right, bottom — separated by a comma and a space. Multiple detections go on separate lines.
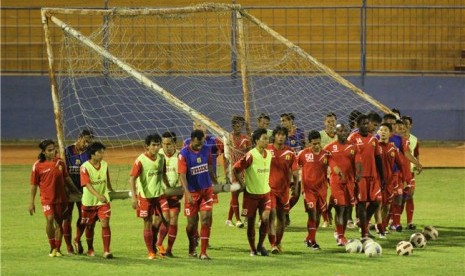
42, 3, 390, 189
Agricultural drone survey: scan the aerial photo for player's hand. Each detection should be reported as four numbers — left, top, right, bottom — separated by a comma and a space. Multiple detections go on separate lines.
98, 195, 107, 203
414, 163, 423, 174
185, 191, 194, 205
131, 198, 138, 210
28, 203, 35, 215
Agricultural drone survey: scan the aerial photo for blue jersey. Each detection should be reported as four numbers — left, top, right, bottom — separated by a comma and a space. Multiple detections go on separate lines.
285, 127, 306, 154
65, 144, 90, 191
183, 135, 223, 176
179, 145, 213, 192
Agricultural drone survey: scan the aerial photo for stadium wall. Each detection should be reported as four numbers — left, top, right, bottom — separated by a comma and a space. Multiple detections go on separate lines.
1, 75, 464, 141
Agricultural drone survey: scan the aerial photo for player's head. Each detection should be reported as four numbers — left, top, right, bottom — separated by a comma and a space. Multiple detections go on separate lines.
145, 133, 162, 155
231, 115, 245, 133
367, 111, 382, 134
395, 119, 406, 136
324, 112, 337, 132
349, 110, 362, 130
252, 128, 268, 148
38, 139, 56, 162
402, 115, 413, 132
280, 113, 294, 130
272, 125, 288, 146
391, 108, 401, 119
335, 124, 349, 142
308, 130, 322, 152
193, 120, 207, 135
356, 114, 370, 135
378, 123, 392, 141
87, 142, 106, 162
383, 113, 397, 126
190, 129, 205, 151
162, 131, 177, 155
257, 113, 270, 129
76, 129, 94, 151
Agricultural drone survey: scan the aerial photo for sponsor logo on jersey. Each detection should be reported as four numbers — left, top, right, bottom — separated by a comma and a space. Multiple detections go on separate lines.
75, 159, 81, 165
196, 157, 202, 164
190, 164, 208, 175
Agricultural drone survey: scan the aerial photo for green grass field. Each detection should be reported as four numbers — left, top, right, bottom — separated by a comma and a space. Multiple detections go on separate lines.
1, 166, 464, 275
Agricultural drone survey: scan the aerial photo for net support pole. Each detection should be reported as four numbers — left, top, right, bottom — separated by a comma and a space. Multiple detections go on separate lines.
235, 10, 252, 135
41, 9, 66, 159
239, 9, 391, 114
45, 13, 229, 142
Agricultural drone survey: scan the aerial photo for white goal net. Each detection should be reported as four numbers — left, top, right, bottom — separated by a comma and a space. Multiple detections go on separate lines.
42, 3, 389, 188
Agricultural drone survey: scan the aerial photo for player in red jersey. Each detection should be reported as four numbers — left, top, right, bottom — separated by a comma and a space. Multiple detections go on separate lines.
30, 139, 78, 257
298, 130, 331, 249
266, 126, 298, 253
226, 116, 250, 228
325, 125, 361, 245
348, 114, 384, 239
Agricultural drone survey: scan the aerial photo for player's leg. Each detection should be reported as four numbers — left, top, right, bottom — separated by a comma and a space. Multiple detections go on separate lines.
98, 204, 112, 258
243, 193, 258, 255
74, 201, 85, 254
165, 207, 180, 257
306, 202, 320, 250
275, 201, 287, 252
286, 181, 301, 226
44, 209, 58, 256
404, 176, 416, 229
199, 209, 212, 259
257, 206, 270, 256
184, 196, 199, 257
62, 202, 75, 254
82, 207, 96, 256
156, 198, 170, 256
268, 207, 277, 249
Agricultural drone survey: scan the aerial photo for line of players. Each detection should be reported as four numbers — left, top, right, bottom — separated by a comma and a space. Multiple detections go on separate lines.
29, 109, 421, 259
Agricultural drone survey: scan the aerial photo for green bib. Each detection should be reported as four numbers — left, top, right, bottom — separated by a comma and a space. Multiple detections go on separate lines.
136, 153, 166, 198
82, 160, 110, 206
245, 148, 272, 194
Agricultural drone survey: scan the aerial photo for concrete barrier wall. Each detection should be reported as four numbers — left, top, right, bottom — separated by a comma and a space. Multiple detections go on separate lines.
1, 75, 464, 141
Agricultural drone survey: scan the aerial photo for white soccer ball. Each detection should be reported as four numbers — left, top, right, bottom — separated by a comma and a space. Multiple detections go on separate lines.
409, 232, 427, 248
364, 241, 382, 257
361, 237, 374, 252
345, 239, 363, 253
396, 241, 414, 256
423, 226, 439, 241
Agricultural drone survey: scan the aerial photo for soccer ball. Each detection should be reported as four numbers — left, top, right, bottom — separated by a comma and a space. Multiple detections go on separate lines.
423, 226, 439, 241
409, 233, 427, 248
364, 241, 382, 257
361, 237, 374, 252
396, 241, 414, 256
345, 239, 363, 253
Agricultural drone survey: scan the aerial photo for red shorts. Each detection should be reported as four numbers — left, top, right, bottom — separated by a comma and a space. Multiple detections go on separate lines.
356, 176, 381, 202
403, 173, 416, 197
137, 196, 168, 218
163, 195, 182, 212
184, 187, 214, 217
241, 192, 271, 218
81, 203, 111, 225
42, 202, 68, 220
382, 176, 398, 204
303, 191, 327, 213
330, 182, 355, 206
269, 189, 290, 212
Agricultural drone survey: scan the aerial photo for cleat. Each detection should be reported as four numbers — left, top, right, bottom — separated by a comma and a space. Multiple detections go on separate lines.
396, 225, 403, 232
271, 245, 279, 254
406, 223, 416, 230
311, 243, 321, 250
276, 244, 283, 253
188, 251, 198, 258
49, 248, 57, 257
199, 254, 211, 260
148, 252, 157, 260
321, 221, 329, 228
156, 245, 166, 256
103, 252, 113, 259
165, 251, 174, 258
73, 240, 84, 255
379, 233, 387, 239
235, 221, 244, 228
225, 220, 234, 227
389, 224, 397, 231
333, 231, 338, 241
249, 250, 258, 256
347, 220, 356, 229
87, 249, 95, 257
337, 237, 348, 246
55, 251, 64, 257
257, 246, 268, 256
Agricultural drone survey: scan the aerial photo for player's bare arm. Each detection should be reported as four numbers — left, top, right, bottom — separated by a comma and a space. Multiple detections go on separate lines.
29, 185, 38, 215
129, 175, 138, 209
179, 173, 193, 204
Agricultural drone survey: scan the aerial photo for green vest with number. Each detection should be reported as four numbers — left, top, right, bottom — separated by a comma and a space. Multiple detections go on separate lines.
245, 148, 272, 195
136, 153, 166, 198
82, 160, 110, 206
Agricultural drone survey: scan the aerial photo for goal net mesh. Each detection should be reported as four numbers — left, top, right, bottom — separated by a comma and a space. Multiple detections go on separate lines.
45, 4, 387, 188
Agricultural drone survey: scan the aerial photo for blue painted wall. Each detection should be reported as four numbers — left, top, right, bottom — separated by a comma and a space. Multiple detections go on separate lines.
1, 75, 464, 140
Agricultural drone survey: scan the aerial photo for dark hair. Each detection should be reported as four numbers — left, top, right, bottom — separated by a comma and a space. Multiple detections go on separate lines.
391, 108, 401, 116
349, 110, 362, 129
308, 130, 321, 141
231, 115, 245, 125
88, 142, 106, 156
272, 125, 288, 138
162, 131, 177, 143
252, 128, 268, 144
79, 129, 94, 138
383, 113, 397, 122
145, 133, 162, 146
356, 114, 369, 125
191, 129, 205, 140
280, 113, 295, 121
257, 113, 270, 121
401, 115, 413, 125
325, 112, 337, 120
367, 111, 382, 123
380, 123, 393, 132
38, 139, 55, 162
395, 119, 405, 125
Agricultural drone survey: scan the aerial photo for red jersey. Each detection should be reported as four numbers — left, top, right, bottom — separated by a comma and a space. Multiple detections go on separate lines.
266, 144, 298, 192
30, 158, 69, 205
297, 148, 328, 193
348, 132, 381, 177
230, 132, 251, 164
324, 141, 358, 185
378, 142, 404, 182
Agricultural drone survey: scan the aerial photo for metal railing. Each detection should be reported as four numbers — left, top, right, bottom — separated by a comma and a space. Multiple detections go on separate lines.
1, 5, 464, 75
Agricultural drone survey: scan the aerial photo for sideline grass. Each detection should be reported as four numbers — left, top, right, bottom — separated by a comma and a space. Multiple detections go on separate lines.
1, 166, 464, 275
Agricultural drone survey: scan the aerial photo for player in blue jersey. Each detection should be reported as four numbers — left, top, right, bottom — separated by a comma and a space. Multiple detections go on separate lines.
63, 129, 93, 254
179, 129, 219, 260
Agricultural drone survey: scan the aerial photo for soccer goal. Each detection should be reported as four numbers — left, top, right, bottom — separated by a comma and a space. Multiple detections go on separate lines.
42, 3, 390, 189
